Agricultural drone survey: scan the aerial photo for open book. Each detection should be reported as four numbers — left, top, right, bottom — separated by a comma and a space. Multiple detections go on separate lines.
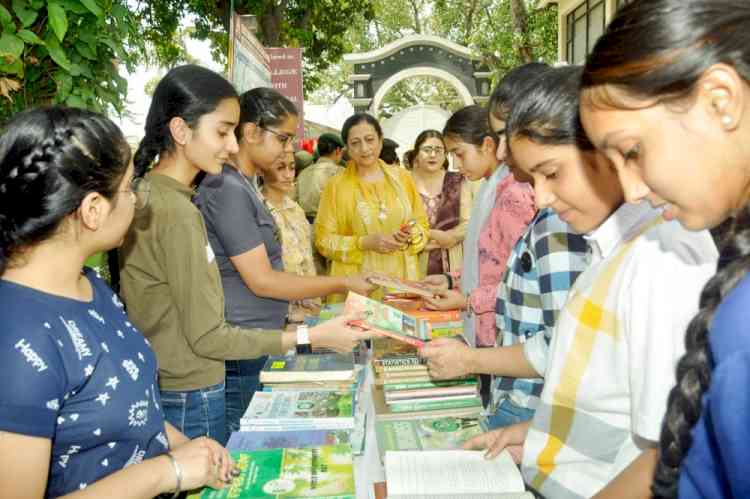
384, 450, 533, 499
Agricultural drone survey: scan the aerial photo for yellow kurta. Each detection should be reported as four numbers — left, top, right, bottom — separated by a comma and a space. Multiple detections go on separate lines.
314, 160, 430, 302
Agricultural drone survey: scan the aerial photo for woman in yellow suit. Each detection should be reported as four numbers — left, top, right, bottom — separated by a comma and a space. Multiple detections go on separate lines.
315, 113, 430, 302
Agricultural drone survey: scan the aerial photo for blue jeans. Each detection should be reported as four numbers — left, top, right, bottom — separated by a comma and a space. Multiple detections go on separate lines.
160, 381, 227, 446
225, 357, 267, 435
485, 398, 536, 430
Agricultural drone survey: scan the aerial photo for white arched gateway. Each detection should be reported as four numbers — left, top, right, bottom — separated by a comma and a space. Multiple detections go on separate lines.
343, 34, 493, 115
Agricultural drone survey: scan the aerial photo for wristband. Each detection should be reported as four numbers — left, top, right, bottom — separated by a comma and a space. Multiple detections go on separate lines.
443, 273, 454, 290
165, 452, 182, 498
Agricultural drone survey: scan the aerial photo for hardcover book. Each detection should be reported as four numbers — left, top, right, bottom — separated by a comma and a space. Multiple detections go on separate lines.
226, 430, 351, 452
201, 446, 355, 499
241, 391, 354, 430
375, 416, 486, 459
259, 353, 355, 384
344, 292, 430, 346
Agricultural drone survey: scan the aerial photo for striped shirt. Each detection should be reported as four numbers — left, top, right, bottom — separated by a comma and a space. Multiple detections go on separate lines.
521, 202, 718, 499
491, 208, 589, 413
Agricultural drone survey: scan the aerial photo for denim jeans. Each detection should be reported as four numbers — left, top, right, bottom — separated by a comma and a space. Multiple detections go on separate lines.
160, 381, 227, 446
224, 357, 267, 435
485, 398, 536, 430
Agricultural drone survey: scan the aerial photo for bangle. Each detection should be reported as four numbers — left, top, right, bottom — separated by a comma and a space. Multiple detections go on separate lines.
165, 452, 182, 498
443, 273, 453, 290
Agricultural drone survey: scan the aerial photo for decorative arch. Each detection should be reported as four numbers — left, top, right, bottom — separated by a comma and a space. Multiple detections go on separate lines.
343, 34, 493, 114
371, 66, 475, 114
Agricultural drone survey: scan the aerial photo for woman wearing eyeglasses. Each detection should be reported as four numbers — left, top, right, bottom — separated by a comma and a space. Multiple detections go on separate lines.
410, 130, 478, 275
120, 69, 369, 446
195, 88, 375, 435
314, 113, 431, 303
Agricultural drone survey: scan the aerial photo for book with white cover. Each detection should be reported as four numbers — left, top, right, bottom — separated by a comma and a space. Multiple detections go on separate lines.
384, 450, 534, 499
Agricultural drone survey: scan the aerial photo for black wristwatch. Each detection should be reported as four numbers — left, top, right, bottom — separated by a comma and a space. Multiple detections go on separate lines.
296, 325, 312, 355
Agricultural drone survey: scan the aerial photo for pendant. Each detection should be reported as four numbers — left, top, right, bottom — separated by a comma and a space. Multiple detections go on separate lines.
378, 202, 387, 221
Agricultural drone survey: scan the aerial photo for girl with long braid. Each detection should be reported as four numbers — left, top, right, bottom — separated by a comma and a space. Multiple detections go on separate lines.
579, 1, 750, 497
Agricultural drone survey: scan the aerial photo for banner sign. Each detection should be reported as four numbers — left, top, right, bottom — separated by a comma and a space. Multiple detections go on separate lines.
267, 47, 305, 139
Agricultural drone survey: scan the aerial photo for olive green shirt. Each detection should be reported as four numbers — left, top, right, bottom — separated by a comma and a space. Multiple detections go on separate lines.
119, 173, 284, 391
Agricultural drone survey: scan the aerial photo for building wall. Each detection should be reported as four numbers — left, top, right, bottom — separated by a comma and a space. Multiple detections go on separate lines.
541, 0, 629, 63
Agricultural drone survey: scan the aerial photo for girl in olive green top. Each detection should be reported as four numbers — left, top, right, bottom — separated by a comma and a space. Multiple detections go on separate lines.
119, 65, 368, 445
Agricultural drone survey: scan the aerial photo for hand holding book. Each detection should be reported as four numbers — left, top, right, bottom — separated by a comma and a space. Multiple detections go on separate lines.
424, 288, 467, 311
418, 337, 473, 380
309, 312, 373, 353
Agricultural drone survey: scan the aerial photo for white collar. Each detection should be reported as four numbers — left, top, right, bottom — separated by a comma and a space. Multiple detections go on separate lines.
584, 201, 659, 261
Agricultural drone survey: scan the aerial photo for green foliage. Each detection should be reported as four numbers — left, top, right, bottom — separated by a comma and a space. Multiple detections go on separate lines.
0, 0, 142, 123
309, 0, 558, 116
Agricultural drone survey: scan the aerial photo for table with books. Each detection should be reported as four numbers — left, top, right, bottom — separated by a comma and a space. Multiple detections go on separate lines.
192, 281, 533, 499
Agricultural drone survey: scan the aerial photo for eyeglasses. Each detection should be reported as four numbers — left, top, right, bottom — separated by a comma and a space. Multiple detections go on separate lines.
119, 177, 150, 210
419, 146, 445, 156
260, 126, 296, 148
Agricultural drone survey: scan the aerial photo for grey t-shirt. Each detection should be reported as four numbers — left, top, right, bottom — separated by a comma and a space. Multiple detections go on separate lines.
195, 165, 287, 329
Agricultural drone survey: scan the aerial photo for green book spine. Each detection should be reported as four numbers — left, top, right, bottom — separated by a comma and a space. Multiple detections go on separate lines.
383, 379, 477, 391
388, 397, 482, 413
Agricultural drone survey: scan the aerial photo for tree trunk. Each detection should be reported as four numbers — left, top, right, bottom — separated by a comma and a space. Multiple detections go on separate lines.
508, 0, 535, 63
409, 0, 422, 33
463, 0, 479, 46
259, 2, 285, 46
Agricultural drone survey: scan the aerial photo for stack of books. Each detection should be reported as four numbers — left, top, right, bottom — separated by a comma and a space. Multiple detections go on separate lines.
383, 294, 463, 338
343, 292, 430, 347
240, 390, 356, 432
370, 336, 482, 420
232, 351, 369, 456
259, 352, 358, 391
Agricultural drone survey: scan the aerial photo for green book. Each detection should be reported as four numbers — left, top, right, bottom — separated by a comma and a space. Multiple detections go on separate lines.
383, 378, 477, 391
375, 416, 486, 460
201, 446, 355, 499
259, 354, 355, 384
388, 397, 482, 413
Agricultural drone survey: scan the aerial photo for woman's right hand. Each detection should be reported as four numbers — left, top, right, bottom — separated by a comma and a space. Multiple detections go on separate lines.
360, 234, 403, 253
166, 436, 235, 492
462, 421, 531, 462
420, 274, 450, 290
309, 312, 374, 353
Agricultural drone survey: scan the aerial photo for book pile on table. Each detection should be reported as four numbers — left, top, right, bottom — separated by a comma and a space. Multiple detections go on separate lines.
383, 294, 463, 339
370, 336, 482, 421
230, 350, 368, 456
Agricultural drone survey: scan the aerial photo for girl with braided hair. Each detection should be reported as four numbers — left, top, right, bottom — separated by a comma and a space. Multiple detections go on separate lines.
0, 106, 237, 498
579, 1, 750, 497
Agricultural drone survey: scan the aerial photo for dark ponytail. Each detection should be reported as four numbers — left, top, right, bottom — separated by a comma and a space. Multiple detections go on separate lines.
443, 105, 495, 147
135, 64, 238, 176
580, 1, 750, 496
489, 62, 551, 121
236, 87, 298, 142
0, 106, 131, 274
505, 65, 594, 151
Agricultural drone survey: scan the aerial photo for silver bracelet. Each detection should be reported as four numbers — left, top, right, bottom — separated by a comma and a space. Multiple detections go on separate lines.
165, 452, 182, 498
